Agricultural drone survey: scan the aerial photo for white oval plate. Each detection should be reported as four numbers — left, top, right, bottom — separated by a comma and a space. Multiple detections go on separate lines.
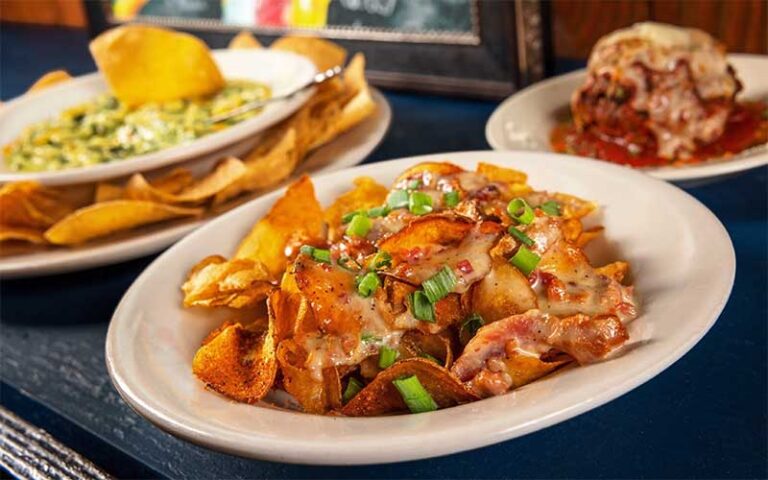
106, 151, 734, 465
0, 89, 391, 279
486, 54, 768, 184
0, 49, 316, 186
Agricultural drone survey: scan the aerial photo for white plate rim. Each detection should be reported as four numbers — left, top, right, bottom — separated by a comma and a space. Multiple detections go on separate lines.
105, 150, 735, 465
0, 88, 391, 279
485, 53, 768, 182
0, 49, 316, 186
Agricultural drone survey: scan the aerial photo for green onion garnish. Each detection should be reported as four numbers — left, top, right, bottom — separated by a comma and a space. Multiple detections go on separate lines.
539, 200, 561, 216
386, 189, 409, 209
508, 226, 534, 246
357, 271, 381, 297
443, 191, 460, 208
422, 266, 457, 303
378, 345, 399, 369
341, 210, 365, 224
343, 377, 364, 404
510, 246, 540, 276
361, 332, 381, 343
407, 179, 422, 190
371, 250, 392, 269
408, 191, 433, 215
300, 245, 331, 264
459, 313, 484, 344
392, 375, 438, 413
419, 352, 441, 364
346, 214, 372, 237
507, 197, 534, 224
337, 256, 361, 272
367, 205, 390, 218
409, 290, 435, 323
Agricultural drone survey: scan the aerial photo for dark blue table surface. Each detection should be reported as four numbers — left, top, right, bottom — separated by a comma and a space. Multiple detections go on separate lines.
1, 24, 766, 479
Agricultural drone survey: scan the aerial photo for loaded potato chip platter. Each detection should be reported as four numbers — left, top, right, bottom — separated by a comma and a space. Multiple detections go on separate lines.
106, 151, 734, 463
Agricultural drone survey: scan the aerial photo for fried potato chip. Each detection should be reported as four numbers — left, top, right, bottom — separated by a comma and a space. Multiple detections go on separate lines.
234, 176, 324, 278
127, 157, 246, 205
472, 259, 538, 323
553, 192, 597, 220
182, 255, 274, 308
192, 319, 277, 403
379, 215, 474, 258
213, 128, 299, 205
340, 358, 477, 416
399, 331, 454, 369
270, 36, 347, 72
596, 261, 630, 283
27, 70, 72, 93
90, 25, 224, 107
44, 200, 201, 245
561, 218, 583, 243
503, 352, 569, 390
0, 182, 73, 228
395, 162, 464, 184
0, 225, 47, 244
228, 31, 262, 49
323, 176, 388, 232
476, 162, 528, 185
576, 226, 604, 247
277, 339, 342, 414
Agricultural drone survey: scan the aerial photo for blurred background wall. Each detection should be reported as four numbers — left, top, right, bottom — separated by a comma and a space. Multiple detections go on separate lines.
1, 0, 765, 57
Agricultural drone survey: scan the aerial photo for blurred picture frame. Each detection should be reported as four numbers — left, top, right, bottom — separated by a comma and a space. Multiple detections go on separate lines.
86, 0, 551, 99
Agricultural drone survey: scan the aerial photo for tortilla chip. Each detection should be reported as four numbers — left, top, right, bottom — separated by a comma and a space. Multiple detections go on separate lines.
44, 200, 201, 245
27, 70, 72, 93
150, 167, 195, 194
94, 183, 125, 203
270, 36, 347, 72
234, 175, 324, 279
561, 218, 583, 243
0, 225, 47, 244
213, 128, 299, 205
341, 53, 367, 101
0, 182, 73, 228
327, 85, 376, 139
277, 339, 342, 414
323, 176, 388, 232
228, 31, 262, 49
553, 193, 597, 220
476, 162, 528, 185
340, 358, 477, 416
395, 162, 465, 185
90, 25, 224, 107
182, 254, 274, 308
192, 319, 277, 403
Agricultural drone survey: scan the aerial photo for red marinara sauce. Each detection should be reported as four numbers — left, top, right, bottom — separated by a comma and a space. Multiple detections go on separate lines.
551, 101, 768, 168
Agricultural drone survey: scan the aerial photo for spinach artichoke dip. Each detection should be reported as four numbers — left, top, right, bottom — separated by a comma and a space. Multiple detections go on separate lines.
3, 80, 270, 172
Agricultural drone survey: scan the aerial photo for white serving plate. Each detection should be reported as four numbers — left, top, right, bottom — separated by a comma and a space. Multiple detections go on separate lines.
486, 54, 768, 184
0, 89, 391, 279
0, 49, 316, 186
106, 151, 735, 465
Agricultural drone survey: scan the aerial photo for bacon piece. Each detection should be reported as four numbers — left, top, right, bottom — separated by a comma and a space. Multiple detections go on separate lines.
451, 310, 628, 383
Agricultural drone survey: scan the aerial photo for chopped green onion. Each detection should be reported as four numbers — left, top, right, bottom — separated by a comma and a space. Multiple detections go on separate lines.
422, 266, 457, 304
407, 179, 422, 190
392, 375, 438, 413
343, 377, 364, 404
361, 332, 381, 343
300, 245, 331, 264
371, 250, 392, 269
459, 313, 484, 345
337, 256, 361, 272
341, 210, 365, 224
443, 191, 460, 208
506, 198, 535, 224
419, 352, 441, 365
378, 345, 399, 369
357, 271, 380, 297
408, 191, 433, 215
346, 214, 372, 237
367, 205, 390, 218
510, 246, 540, 276
409, 290, 435, 323
508, 226, 534, 246
539, 200, 561, 217
387, 189, 409, 209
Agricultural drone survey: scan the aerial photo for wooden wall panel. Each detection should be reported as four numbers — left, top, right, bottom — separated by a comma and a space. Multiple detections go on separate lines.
0, 0, 86, 27
553, 0, 767, 58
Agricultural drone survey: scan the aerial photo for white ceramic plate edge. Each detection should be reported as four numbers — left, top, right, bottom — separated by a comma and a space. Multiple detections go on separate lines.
105, 151, 735, 465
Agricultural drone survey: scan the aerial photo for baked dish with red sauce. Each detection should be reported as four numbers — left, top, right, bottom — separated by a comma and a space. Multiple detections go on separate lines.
551, 22, 767, 167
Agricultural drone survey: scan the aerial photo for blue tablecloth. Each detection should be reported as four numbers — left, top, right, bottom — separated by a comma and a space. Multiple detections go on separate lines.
1, 24, 765, 479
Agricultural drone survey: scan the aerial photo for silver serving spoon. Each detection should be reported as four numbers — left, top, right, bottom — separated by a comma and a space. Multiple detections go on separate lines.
208, 65, 343, 124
